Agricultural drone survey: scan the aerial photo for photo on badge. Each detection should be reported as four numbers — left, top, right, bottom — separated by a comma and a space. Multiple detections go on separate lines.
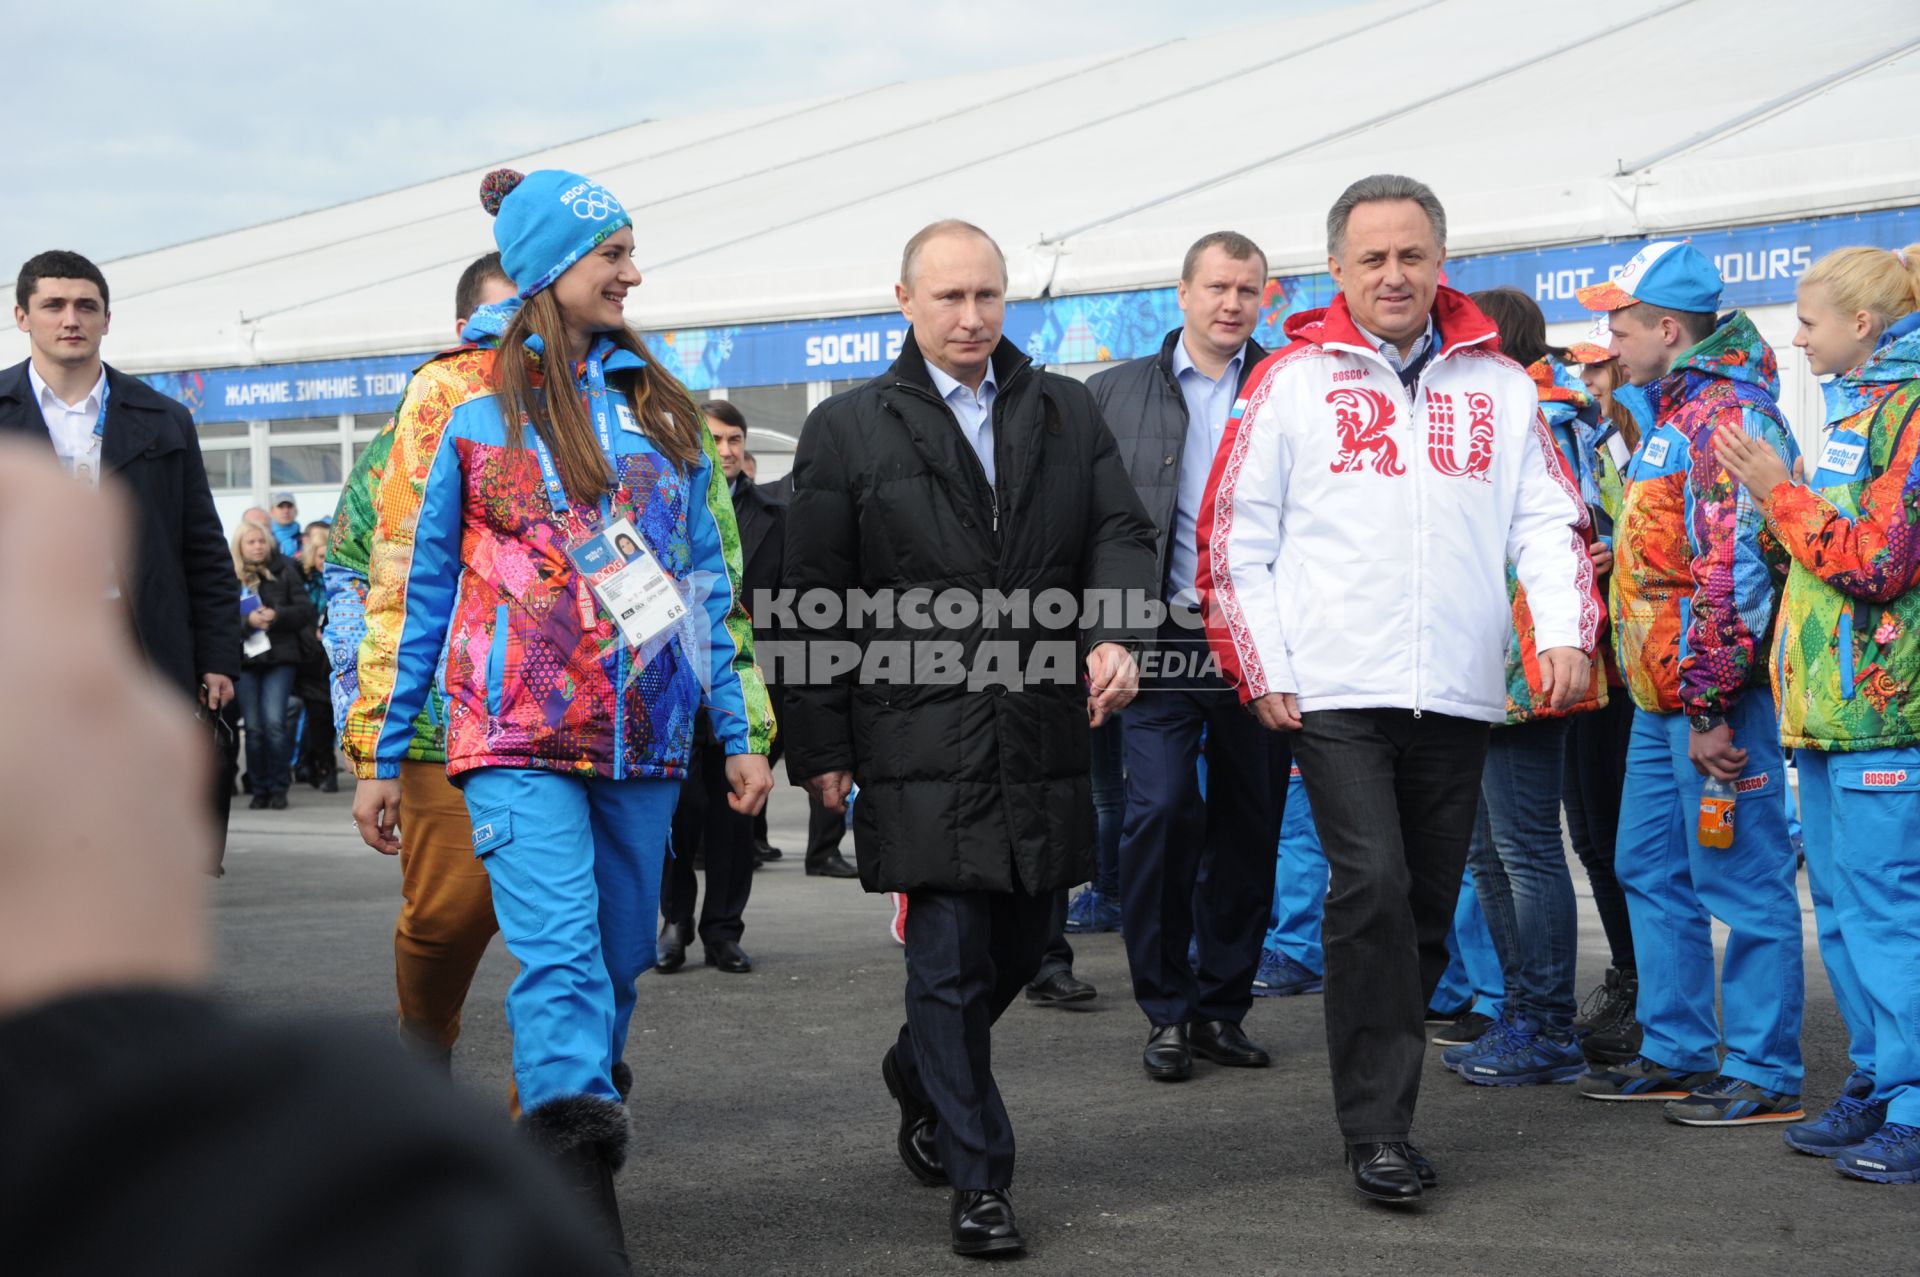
568, 530, 627, 589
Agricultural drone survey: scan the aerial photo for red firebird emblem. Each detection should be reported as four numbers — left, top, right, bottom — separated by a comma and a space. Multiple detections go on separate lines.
1328, 387, 1405, 476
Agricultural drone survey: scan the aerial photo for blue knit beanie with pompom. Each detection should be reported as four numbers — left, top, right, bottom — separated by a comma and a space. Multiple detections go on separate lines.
478, 168, 632, 301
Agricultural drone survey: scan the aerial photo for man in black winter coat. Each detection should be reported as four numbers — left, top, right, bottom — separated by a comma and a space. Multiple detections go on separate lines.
780, 221, 1157, 1259
1085, 232, 1292, 1083
1, 250, 240, 868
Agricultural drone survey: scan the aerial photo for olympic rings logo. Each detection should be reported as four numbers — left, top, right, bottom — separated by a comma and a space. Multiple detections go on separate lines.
562, 182, 619, 221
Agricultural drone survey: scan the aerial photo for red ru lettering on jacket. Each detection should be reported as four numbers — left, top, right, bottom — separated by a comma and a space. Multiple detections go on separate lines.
1734, 773, 1772, 793
1328, 387, 1405, 477
1426, 390, 1495, 482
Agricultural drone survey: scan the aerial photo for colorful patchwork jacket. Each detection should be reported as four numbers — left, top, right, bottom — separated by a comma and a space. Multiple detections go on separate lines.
341, 345, 774, 782
324, 356, 460, 762
1768, 316, 1920, 750
1611, 311, 1799, 716
1500, 360, 1608, 725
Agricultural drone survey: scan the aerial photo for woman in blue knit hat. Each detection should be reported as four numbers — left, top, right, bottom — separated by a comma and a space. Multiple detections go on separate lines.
343, 168, 776, 1266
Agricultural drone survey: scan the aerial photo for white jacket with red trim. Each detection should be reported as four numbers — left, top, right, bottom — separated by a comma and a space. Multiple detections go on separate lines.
1196, 288, 1599, 724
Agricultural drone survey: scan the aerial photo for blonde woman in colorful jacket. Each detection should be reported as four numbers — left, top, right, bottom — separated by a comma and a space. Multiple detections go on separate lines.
1440, 288, 1607, 1088
1716, 243, 1920, 1184
344, 168, 775, 1261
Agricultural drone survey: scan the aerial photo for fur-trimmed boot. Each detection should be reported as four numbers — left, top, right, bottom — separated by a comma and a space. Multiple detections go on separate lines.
523, 1093, 631, 1273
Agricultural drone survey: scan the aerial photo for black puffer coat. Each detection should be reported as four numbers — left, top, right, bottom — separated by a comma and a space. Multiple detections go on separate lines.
240, 552, 317, 669
781, 334, 1158, 894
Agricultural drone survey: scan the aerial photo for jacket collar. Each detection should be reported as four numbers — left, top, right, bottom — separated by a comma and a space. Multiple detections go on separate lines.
1154, 327, 1270, 394
0, 359, 169, 473
884, 329, 1030, 395
1282, 286, 1499, 365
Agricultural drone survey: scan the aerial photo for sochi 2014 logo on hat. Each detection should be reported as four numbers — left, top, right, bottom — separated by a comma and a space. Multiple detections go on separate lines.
1576, 240, 1725, 315
560, 179, 620, 222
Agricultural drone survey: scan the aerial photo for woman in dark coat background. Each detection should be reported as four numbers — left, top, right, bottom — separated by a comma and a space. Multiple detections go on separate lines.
231, 522, 314, 810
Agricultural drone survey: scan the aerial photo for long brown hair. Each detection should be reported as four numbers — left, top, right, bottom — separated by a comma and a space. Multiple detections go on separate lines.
1585, 358, 1642, 452
491, 289, 705, 504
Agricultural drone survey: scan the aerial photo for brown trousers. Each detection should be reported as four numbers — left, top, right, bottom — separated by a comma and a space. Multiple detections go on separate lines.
395, 761, 515, 1111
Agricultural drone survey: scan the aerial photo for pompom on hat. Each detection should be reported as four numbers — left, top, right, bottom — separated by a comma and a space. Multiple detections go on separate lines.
478, 167, 632, 301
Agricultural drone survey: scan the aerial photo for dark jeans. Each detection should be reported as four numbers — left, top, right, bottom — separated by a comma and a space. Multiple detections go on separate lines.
1119, 621, 1288, 1028
663, 738, 755, 945
891, 886, 1051, 1189
1293, 708, 1490, 1143
296, 696, 336, 779
1468, 717, 1578, 1036
236, 663, 296, 797
1563, 693, 1636, 970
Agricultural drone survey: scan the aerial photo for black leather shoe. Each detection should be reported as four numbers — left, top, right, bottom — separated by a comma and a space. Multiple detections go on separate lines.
1189, 1018, 1272, 1068
753, 838, 783, 863
806, 852, 860, 878
248, 793, 270, 810
881, 1046, 947, 1186
950, 1189, 1024, 1257
1143, 1023, 1192, 1081
1402, 1142, 1437, 1189
267, 791, 288, 810
705, 939, 752, 973
1345, 1142, 1424, 1203
1025, 969, 1097, 1006
656, 921, 690, 973
317, 773, 338, 793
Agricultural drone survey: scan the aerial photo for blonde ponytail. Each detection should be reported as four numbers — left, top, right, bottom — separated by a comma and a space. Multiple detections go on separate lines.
1801, 244, 1920, 336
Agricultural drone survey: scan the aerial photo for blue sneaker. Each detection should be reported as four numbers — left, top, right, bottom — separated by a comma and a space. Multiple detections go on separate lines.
1835, 1122, 1920, 1184
1064, 889, 1121, 934
1442, 1010, 1517, 1072
1252, 950, 1323, 997
1783, 1071, 1886, 1157
1459, 1023, 1587, 1087
1662, 1074, 1805, 1126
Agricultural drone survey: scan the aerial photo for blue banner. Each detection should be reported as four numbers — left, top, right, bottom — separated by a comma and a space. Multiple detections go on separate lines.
157, 206, 1916, 422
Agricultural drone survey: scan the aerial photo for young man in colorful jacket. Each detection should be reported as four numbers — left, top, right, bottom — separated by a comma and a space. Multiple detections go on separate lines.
1575, 241, 1807, 1126
325, 253, 528, 1101
1717, 244, 1920, 1182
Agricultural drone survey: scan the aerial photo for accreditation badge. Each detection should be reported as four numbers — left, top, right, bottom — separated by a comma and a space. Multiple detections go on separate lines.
565, 517, 688, 650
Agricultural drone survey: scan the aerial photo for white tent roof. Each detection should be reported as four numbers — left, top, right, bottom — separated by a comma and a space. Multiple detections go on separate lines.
23, 0, 1920, 374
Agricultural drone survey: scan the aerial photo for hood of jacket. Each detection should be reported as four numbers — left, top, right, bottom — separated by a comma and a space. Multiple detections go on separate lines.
1280, 286, 1499, 358
1650, 310, 1779, 418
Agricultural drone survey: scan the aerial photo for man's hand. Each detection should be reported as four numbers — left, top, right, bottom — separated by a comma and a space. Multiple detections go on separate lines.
1588, 540, 1614, 576
199, 673, 234, 712
1688, 722, 1749, 782
0, 445, 212, 1016
248, 608, 273, 631
1086, 642, 1139, 728
725, 754, 774, 816
1537, 646, 1588, 713
1250, 691, 1302, 732
804, 769, 854, 814
352, 778, 404, 855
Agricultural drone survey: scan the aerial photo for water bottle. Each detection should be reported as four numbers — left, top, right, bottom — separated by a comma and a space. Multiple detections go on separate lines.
1697, 776, 1736, 850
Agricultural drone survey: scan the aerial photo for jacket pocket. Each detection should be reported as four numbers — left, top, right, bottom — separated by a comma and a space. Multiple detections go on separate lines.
486, 603, 509, 718
1838, 610, 1856, 701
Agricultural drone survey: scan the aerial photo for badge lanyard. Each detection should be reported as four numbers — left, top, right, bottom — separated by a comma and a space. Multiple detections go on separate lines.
526, 340, 619, 630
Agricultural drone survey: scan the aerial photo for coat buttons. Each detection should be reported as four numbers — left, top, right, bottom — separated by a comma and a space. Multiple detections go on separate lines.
1163, 454, 1176, 465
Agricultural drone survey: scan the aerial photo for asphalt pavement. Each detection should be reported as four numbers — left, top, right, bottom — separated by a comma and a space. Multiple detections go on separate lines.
212, 783, 1916, 1276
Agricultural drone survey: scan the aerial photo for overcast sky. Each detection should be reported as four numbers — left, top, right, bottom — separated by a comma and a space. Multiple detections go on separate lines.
3, 2, 1332, 273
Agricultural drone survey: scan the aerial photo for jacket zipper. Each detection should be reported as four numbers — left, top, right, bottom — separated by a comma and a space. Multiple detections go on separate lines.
1408, 367, 1427, 718
892, 375, 1017, 539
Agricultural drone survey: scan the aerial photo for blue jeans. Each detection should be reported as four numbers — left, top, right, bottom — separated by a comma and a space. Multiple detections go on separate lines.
1468, 717, 1578, 1036
236, 663, 296, 796
1616, 694, 1804, 1093
1089, 716, 1124, 899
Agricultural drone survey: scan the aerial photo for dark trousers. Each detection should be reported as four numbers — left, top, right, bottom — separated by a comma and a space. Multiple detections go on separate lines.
1293, 708, 1490, 1143
1032, 889, 1074, 983
1118, 622, 1289, 1028
1563, 692, 1637, 970
891, 886, 1051, 1189
663, 738, 755, 945
803, 790, 849, 870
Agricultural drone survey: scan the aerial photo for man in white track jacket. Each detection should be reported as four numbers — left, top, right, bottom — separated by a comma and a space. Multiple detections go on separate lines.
1195, 174, 1599, 1205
